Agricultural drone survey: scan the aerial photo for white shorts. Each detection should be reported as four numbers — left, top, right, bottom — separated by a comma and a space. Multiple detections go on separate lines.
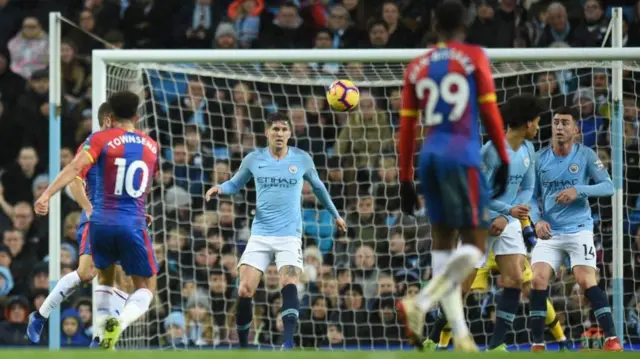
530, 230, 596, 273
238, 235, 303, 272
489, 220, 527, 257
475, 219, 526, 269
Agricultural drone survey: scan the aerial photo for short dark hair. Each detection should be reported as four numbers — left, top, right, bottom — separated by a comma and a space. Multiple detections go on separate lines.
280, 1, 297, 10
97, 102, 112, 127
434, 0, 467, 37
107, 91, 139, 121
502, 94, 546, 128
266, 112, 292, 129
368, 19, 389, 33
553, 106, 579, 122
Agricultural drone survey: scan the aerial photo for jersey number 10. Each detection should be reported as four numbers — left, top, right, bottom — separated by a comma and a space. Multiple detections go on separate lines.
114, 157, 149, 198
415, 73, 470, 126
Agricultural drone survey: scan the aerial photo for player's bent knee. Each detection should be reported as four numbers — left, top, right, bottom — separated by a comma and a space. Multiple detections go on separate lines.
278, 265, 301, 287
573, 266, 597, 289
76, 256, 96, 282
531, 271, 550, 290
502, 271, 524, 288
130, 275, 156, 292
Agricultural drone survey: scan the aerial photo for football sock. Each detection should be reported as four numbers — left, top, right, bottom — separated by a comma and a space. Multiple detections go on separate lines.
112, 288, 129, 317
529, 288, 548, 344
281, 283, 299, 347
236, 297, 253, 348
38, 270, 81, 318
429, 309, 447, 341
431, 250, 453, 278
93, 285, 115, 339
439, 323, 452, 347
440, 286, 469, 338
489, 287, 521, 349
545, 299, 566, 342
120, 288, 153, 331
584, 285, 616, 338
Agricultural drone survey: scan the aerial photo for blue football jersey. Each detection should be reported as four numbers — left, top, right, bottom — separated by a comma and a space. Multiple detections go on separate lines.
530, 144, 613, 234
482, 139, 535, 222
217, 147, 339, 238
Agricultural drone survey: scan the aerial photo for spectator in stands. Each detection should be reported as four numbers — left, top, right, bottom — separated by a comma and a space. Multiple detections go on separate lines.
466, 0, 513, 48
0, 0, 22, 50
66, 10, 103, 59
163, 312, 191, 347
365, 296, 403, 346
533, 72, 569, 145
208, 267, 229, 326
0, 47, 25, 114
373, 155, 400, 213
380, 1, 413, 48
302, 182, 336, 253
368, 273, 395, 309
7, 16, 48, 80
346, 195, 389, 251
584, 0, 608, 45
351, 245, 379, 300
572, 90, 608, 148
16, 71, 50, 161
536, 2, 594, 47
0, 295, 30, 345
300, 296, 329, 347
213, 22, 238, 49
175, 0, 225, 49
0, 183, 13, 234
330, 283, 366, 345
0, 262, 13, 297
60, 308, 90, 347
363, 20, 390, 48
326, 5, 360, 49
260, 1, 313, 49
121, 0, 173, 49
60, 39, 88, 105
3, 228, 36, 295
309, 29, 340, 75
228, 0, 263, 48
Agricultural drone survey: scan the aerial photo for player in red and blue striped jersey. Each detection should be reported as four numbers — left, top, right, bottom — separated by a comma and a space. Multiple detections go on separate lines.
27, 102, 134, 345
396, 0, 510, 352
34, 91, 158, 349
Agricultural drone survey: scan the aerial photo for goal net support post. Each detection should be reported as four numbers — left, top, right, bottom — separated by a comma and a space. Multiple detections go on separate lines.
91, 38, 636, 349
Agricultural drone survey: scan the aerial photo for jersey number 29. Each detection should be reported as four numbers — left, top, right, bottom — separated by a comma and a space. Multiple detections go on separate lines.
114, 157, 149, 198
415, 73, 469, 126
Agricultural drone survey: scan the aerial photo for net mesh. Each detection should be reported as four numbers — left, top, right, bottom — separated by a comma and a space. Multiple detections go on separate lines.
102, 58, 640, 349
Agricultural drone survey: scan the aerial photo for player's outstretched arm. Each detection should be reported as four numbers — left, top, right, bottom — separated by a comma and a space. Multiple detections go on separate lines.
482, 143, 512, 215
35, 152, 92, 216
574, 149, 614, 198
206, 154, 254, 201
512, 144, 536, 208
68, 177, 93, 216
303, 158, 346, 233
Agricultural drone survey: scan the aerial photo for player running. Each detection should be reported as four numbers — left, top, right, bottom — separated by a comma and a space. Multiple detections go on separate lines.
205, 112, 346, 350
397, 0, 509, 351
27, 103, 133, 345
35, 91, 159, 349
528, 106, 622, 351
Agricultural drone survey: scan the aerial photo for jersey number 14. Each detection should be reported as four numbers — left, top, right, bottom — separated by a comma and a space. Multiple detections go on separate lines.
114, 157, 149, 198
415, 73, 470, 126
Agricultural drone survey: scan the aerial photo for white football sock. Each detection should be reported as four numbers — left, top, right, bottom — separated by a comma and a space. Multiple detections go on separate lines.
443, 244, 483, 284
112, 288, 129, 317
431, 250, 453, 278
93, 285, 115, 339
38, 271, 81, 318
120, 288, 153, 331
440, 285, 469, 338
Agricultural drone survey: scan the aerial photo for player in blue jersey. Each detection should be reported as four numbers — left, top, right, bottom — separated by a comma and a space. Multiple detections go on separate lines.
205, 112, 346, 350
480, 94, 544, 351
396, 0, 509, 352
528, 106, 622, 352
34, 91, 159, 350
27, 102, 133, 345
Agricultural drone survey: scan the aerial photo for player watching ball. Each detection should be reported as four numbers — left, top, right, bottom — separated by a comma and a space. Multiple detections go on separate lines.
528, 106, 622, 352
34, 91, 159, 349
397, 0, 509, 352
205, 112, 346, 350
27, 103, 135, 346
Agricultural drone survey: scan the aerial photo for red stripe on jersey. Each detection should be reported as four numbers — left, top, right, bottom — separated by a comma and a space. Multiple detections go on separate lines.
142, 229, 157, 275
467, 167, 480, 227
79, 223, 90, 254
102, 136, 126, 213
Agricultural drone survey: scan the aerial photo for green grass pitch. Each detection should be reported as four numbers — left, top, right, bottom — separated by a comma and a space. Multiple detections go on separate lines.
0, 351, 637, 359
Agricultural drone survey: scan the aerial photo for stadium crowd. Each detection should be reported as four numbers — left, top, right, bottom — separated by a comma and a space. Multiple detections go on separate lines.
1, 0, 640, 349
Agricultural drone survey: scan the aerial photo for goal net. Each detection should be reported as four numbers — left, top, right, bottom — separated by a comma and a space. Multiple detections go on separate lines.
100, 53, 640, 350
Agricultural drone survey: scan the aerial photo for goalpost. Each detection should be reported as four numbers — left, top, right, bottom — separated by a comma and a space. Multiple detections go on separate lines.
44, 8, 637, 350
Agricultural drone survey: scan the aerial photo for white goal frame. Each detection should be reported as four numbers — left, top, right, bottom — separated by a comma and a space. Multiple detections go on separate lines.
42, 8, 632, 350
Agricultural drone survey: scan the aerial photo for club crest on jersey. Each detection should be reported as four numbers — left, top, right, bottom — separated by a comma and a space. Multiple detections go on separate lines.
289, 165, 298, 174
569, 164, 579, 173
594, 159, 604, 170
524, 156, 530, 168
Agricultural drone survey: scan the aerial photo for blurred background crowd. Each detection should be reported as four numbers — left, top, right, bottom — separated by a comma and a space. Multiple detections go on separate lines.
1, 0, 640, 349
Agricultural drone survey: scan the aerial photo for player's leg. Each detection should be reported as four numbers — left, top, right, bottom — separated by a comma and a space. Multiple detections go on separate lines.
528, 239, 563, 351
235, 236, 271, 348
487, 221, 527, 350
111, 265, 131, 317
568, 232, 622, 351
521, 264, 568, 349
27, 224, 97, 343
274, 237, 304, 350
100, 227, 158, 349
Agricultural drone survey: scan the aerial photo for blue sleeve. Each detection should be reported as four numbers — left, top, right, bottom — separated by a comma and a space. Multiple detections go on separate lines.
217, 153, 253, 195
303, 155, 340, 219
513, 143, 535, 205
530, 152, 542, 224
573, 148, 614, 198
482, 142, 511, 216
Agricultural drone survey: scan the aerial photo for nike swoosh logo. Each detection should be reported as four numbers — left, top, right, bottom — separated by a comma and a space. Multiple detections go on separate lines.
258, 166, 267, 168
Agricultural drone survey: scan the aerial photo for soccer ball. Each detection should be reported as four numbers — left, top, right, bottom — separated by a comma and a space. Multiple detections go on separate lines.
326, 80, 360, 111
